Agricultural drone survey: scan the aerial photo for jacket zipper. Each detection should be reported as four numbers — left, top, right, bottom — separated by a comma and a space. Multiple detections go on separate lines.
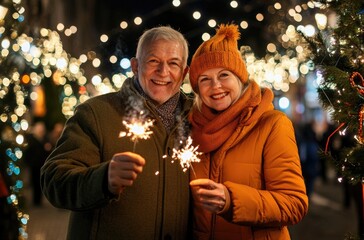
209, 153, 216, 240
210, 214, 216, 240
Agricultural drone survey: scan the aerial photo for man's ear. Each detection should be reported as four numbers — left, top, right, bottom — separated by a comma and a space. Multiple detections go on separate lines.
131, 57, 138, 74
182, 65, 189, 79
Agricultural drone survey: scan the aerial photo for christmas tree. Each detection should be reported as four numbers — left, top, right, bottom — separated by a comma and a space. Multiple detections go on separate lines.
300, 0, 363, 185
299, 1, 363, 238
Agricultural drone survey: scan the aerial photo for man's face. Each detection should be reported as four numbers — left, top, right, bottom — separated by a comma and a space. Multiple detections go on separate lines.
131, 39, 188, 105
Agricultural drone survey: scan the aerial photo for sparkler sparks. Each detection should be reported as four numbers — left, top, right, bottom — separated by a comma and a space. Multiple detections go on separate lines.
119, 118, 154, 142
119, 110, 154, 151
170, 136, 202, 177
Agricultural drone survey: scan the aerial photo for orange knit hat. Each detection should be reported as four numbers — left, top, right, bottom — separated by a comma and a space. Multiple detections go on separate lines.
189, 24, 248, 92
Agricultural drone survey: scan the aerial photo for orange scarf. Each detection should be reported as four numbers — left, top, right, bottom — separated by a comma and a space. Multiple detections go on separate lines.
189, 81, 274, 153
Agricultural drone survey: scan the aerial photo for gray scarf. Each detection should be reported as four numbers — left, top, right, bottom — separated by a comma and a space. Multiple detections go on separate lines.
134, 78, 181, 133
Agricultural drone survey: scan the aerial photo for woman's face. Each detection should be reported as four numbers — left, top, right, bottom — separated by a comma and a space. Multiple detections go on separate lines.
197, 68, 242, 112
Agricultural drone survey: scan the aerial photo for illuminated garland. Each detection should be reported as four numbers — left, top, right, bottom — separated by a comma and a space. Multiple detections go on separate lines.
0, 1, 91, 239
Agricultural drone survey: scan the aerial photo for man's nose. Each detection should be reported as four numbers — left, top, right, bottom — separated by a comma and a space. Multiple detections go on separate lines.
157, 62, 169, 76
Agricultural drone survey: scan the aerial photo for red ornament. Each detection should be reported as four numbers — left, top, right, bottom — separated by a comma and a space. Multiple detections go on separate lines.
359, 105, 364, 144
349, 72, 364, 96
348, 72, 364, 144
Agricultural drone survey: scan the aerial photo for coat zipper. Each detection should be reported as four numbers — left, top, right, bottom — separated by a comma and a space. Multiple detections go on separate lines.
209, 153, 216, 240
210, 214, 216, 240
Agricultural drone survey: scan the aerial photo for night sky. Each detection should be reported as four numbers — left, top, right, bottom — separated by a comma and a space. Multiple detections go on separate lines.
92, 0, 275, 59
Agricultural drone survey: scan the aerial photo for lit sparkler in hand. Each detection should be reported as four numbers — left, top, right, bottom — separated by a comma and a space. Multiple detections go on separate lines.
170, 136, 202, 177
119, 110, 154, 152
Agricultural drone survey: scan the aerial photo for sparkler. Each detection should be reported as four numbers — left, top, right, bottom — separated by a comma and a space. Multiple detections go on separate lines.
168, 136, 202, 177
119, 110, 154, 152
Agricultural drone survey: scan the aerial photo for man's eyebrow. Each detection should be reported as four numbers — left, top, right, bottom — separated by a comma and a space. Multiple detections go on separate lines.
169, 57, 183, 61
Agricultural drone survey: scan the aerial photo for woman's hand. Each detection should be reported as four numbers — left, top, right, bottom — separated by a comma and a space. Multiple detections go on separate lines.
190, 178, 227, 213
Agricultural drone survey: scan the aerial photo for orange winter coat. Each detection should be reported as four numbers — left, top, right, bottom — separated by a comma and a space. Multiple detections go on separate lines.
190, 85, 308, 240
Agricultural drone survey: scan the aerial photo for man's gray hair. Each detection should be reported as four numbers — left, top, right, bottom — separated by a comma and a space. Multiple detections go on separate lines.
135, 26, 189, 67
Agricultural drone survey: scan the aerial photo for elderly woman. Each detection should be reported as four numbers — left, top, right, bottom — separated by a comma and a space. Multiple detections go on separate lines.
188, 24, 308, 240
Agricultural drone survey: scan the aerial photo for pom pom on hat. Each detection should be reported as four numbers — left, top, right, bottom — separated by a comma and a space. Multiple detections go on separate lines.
189, 24, 248, 93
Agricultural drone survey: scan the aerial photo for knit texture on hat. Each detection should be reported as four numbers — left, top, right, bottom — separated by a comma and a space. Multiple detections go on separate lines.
189, 24, 248, 93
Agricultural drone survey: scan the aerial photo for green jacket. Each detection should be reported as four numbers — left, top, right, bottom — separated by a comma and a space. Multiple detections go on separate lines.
41, 78, 194, 240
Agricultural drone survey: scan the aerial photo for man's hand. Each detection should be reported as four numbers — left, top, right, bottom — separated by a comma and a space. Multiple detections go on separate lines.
108, 152, 145, 195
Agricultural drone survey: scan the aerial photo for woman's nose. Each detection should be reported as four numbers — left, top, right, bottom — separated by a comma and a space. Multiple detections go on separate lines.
211, 78, 222, 88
